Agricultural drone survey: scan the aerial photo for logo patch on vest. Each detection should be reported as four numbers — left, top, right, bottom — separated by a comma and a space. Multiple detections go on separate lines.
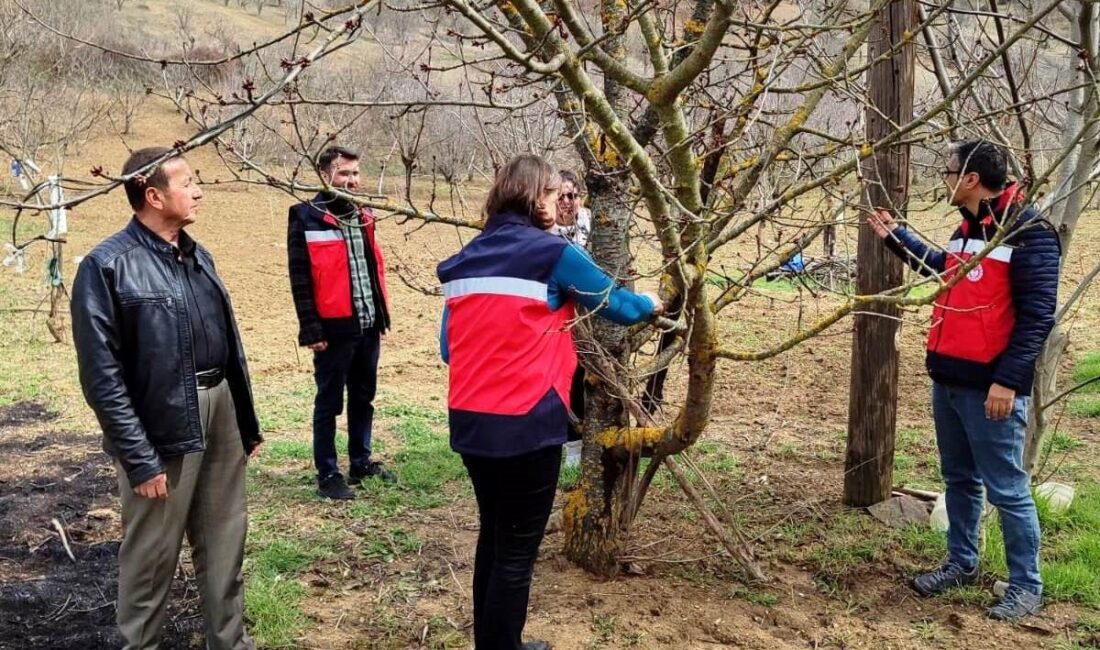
966, 263, 984, 282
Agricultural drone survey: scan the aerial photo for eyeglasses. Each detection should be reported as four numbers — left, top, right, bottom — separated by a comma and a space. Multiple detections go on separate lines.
559, 192, 578, 201
940, 168, 961, 177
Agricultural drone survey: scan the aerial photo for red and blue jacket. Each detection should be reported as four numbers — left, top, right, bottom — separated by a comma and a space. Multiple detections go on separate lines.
287, 193, 391, 345
886, 183, 1061, 394
437, 212, 657, 458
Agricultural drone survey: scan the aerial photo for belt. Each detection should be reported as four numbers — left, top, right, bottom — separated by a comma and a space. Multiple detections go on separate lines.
195, 368, 225, 390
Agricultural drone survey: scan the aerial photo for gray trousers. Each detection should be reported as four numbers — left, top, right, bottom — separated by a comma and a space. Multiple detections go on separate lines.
115, 380, 254, 650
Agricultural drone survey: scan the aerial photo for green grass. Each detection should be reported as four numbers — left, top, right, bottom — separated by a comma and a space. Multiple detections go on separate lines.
250, 537, 332, 575
390, 408, 465, 497
893, 427, 942, 489
732, 586, 779, 607
1069, 352, 1100, 418
804, 484, 1100, 608
258, 438, 314, 463
244, 536, 332, 648
895, 523, 948, 563
362, 527, 422, 562
1071, 352, 1100, 393
241, 399, 467, 644
981, 482, 1100, 607
1048, 430, 1086, 454
693, 439, 741, 477
245, 571, 309, 648
809, 511, 894, 583
559, 462, 581, 490
1069, 397, 1100, 418
751, 276, 800, 293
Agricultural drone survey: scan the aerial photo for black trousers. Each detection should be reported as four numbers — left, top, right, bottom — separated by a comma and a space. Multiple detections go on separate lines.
312, 331, 380, 478
462, 445, 561, 650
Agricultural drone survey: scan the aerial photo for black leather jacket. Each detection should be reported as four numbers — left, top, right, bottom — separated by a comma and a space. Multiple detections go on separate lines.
71, 218, 262, 487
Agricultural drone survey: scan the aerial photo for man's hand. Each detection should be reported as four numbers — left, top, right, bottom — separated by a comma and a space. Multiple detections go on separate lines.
308, 341, 328, 352
985, 383, 1016, 420
867, 209, 899, 239
134, 473, 168, 500
248, 443, 262, 461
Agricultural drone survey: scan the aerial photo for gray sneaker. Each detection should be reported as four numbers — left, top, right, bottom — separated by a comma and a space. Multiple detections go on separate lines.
987, 585, 1042, 621
911, 562, 979, 597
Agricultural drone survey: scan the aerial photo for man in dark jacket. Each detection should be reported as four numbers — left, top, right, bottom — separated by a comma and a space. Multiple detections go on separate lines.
71, 147, 262, 649
287, 146, 394, 500
870, 140, 1060, 621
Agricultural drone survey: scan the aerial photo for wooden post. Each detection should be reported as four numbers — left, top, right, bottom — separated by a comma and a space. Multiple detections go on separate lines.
844, 0, 915, 507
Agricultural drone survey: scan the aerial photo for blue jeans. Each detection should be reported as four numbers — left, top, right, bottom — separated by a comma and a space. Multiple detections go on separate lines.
312, 331, 380, 479
932, 382, 1042, 594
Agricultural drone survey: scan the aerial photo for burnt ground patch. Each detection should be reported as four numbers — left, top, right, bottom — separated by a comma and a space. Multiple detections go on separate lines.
0, 417, 203, 649
0, 401, 56, 432
0, 541, 203, 650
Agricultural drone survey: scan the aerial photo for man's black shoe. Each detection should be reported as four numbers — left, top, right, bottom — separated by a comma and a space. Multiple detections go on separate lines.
987, 585, 1042, 621
317, 473, 354, 500
911, 562, 979, 597
349, 460, 397, 485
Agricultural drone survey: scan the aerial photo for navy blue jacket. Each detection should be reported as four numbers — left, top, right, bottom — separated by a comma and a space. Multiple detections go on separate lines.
886, 187, 1060, 394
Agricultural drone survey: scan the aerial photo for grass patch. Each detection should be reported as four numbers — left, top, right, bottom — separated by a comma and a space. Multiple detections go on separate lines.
733, 586, 779, 607
1071, 352, 1100, 393
1069, 396, 1100, 418
693, 439, 741, 477
390, 408, 465, 496
1047, 430, 1086, 454
559, 462, 581, 490
751, 276, 800, 293
895, 524, 948, 563
250, 537, 331, 575
981, 482, 1100, 607
362, 527, 422, 563
241, 399, 466, 645
258, 438, 314, 463
1069, 352, 1100, 418
809, 511, 893, 583
243, 536, 330, 648
893, 427, 942, 488
245, 571, 309, 648
805, 482, 1099, 607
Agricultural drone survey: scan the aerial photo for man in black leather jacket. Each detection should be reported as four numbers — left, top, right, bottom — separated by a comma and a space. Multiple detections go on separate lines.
71, 147, 262, 650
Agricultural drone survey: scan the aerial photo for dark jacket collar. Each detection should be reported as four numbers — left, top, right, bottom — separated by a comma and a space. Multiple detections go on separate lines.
485, 211, 534, 230
126, 217, 198, 257
959, 181, 1024, 227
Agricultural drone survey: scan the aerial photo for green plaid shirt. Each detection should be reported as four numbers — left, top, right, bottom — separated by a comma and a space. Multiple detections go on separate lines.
337, 210, 376, 331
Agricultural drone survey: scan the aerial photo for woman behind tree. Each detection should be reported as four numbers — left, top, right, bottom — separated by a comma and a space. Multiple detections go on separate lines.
549, 169, 592, 468
548, 169, 591, 249
437, 155, 662, 650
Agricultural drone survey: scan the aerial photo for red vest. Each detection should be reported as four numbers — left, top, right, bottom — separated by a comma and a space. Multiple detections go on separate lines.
303, 207, 389, 319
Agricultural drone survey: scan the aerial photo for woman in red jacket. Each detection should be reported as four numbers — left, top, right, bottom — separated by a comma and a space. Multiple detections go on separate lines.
438, 155, 663, 650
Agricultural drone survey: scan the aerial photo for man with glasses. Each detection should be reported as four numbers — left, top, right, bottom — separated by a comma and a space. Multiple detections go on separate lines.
868, 140, 1060, 620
